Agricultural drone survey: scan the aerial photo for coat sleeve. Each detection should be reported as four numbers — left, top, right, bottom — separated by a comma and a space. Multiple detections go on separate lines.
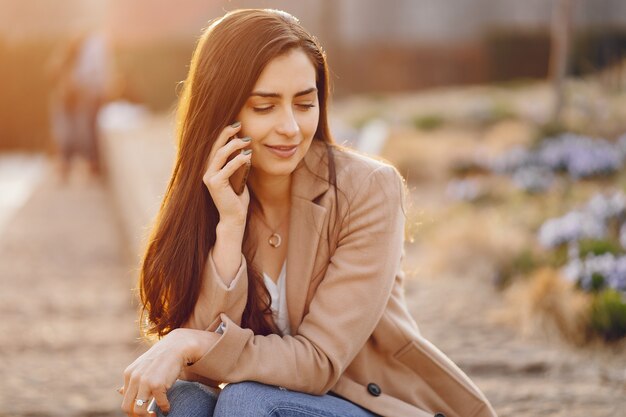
186, 164, 406, 394
183, 251, 248, 331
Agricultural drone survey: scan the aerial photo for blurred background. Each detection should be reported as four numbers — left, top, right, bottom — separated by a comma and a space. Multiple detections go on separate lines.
0, 0, 625, 416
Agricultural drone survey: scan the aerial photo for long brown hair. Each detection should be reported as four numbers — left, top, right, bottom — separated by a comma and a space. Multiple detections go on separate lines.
140, 9, 336, 337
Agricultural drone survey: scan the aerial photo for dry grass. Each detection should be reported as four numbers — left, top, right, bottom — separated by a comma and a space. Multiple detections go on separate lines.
480, 119, 537, 157
494, 267, 592, 345
381, 126, 481, 184
410, 205, 531, 281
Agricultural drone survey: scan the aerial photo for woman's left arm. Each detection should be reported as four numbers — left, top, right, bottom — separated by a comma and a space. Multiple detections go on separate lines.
187, 164, 406, 395
120, 328, 220, 416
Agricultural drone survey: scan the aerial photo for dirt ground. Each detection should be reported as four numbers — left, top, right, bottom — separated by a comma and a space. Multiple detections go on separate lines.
0, 167, 145, 417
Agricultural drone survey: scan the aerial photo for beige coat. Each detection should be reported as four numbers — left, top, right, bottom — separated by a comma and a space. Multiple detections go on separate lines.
185, 139, 497, 417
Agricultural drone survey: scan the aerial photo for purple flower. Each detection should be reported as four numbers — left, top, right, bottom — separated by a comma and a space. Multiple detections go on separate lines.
587, 192, 626, 221
489, 146, 534, 174
537, 134, 622, 179
564, 253, 626, 293
538, 211, 606, 248
537, 191, 625, 248
512, 166, 554, 193
491, 133, 626, 184
445, 178, 482, 202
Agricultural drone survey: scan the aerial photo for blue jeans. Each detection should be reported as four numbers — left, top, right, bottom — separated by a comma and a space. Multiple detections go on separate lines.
156, 380, 380, 417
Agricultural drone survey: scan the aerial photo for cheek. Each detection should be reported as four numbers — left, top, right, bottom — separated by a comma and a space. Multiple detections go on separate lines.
238, 115, 271, 139
300, 109, 320, 137
237, 107, 320, 139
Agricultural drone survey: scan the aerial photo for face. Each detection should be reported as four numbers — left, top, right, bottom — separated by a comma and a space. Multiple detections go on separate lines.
236, 48, 320, 181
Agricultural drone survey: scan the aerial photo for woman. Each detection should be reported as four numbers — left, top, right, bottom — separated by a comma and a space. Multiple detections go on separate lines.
48, 32, 111, 181
120, 9, 497, 417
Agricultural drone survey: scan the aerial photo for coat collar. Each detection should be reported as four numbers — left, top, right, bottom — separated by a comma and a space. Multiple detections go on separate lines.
286, 139, 331, 333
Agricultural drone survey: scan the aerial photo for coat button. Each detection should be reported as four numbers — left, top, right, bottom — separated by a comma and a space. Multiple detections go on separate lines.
367, 383, 381, 397
434, 413, 446, 417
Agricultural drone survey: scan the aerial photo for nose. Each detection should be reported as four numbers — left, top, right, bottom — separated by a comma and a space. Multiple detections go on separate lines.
275, 108, 299, 139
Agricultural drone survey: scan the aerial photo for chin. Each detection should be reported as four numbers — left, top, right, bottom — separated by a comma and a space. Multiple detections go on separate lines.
271, 163, 299, 176
252, 161, 299, 177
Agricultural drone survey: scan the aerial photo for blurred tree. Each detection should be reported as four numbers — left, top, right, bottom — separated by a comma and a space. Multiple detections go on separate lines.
319, 0, 339, 76
549, 0, 573, 123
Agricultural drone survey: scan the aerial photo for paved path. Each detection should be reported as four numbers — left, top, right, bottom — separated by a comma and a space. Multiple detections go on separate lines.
0, 153, 46, 235
0, 164, 142, 417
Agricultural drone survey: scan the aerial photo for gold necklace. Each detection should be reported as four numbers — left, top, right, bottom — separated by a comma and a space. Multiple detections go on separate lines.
254, 211, 287, 248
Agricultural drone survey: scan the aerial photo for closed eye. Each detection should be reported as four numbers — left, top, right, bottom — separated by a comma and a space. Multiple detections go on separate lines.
253, 106, 273, 113
252, 104, 316, 113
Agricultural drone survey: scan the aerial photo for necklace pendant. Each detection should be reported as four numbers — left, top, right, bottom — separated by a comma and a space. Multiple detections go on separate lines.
268, 233, 282, 248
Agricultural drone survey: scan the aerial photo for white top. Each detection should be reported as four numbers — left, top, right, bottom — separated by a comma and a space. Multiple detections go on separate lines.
262, 261, 290, 336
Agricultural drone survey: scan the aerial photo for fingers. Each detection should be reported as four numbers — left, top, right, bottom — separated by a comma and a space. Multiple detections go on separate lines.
219, 150, 252, 180
126, 385, 170, 417
121, 370, 171, 416
204, 149, 252, 192
152, 387, 171, 415
121, 366, 137, 416
206, 135, 252, 178
121, 389, 137, 416
207, 121, 242, 166
132, 391, 153, 417
119, 337, 184, 417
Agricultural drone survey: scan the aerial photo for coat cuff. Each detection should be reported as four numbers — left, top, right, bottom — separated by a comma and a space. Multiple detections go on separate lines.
208, 251, 247, 291
187, 314, 251, 380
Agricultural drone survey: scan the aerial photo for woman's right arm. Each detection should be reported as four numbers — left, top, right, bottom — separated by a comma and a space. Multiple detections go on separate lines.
184, 122, 252, 331
183, 222, 248, 331
212, 220, 246, 286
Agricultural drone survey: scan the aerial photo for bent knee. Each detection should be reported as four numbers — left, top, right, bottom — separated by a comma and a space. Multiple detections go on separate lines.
214, 382, 278, 417
158, 380, 217, 417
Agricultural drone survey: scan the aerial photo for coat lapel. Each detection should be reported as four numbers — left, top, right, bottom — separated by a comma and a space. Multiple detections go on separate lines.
286, 140, 330, 334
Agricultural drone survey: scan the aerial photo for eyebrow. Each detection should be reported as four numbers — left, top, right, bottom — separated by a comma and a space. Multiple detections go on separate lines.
250, 87, 317, 98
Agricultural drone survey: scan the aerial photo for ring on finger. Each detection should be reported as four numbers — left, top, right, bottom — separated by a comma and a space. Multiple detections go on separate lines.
135, 398, 150, 407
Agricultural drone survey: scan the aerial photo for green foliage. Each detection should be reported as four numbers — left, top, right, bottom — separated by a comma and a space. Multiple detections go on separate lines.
511, 249, 538, 275
450, 161, 490, 177
534, 121, 568, 144
545, 244, 569, 268
470, 101, 517, 127
495, 248, 538, 289
590, 273, 606, 293
351, 111, 381, 129
489, 101, 516, 123
590, 289, 626, 341
412, 114, 445, 131
579, 239, 623, 257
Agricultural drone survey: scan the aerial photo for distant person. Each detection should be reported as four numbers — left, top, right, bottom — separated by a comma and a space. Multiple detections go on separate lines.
48, 31, 113, 181
119, 9, 497, 417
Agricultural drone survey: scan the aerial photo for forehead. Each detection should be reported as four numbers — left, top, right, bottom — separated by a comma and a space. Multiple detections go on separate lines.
252, 49, 317, 94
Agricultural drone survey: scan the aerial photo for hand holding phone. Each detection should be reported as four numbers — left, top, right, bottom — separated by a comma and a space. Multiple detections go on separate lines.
225, 136, 251, 195
203, 122, 252, 225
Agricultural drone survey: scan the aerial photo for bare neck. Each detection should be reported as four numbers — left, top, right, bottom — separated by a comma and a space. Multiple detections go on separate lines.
248, 170, 291, 220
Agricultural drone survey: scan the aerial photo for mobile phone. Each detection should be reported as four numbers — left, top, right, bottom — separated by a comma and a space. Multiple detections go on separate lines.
225, 136, 251, 195
147, 398, 157, 413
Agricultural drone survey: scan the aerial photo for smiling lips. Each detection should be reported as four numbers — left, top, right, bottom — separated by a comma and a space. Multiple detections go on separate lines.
265, 144, 298, 158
